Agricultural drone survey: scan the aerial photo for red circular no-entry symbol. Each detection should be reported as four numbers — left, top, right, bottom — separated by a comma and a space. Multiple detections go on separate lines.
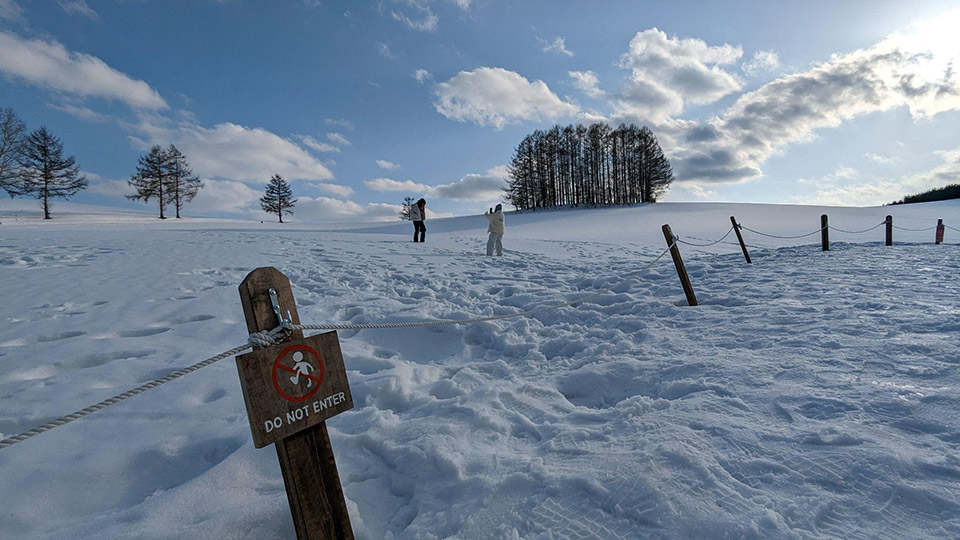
271, 344, 325, 402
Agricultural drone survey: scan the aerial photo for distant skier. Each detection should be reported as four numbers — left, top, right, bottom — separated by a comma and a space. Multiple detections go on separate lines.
484, 203, 505, 256
411, 198, 427, 242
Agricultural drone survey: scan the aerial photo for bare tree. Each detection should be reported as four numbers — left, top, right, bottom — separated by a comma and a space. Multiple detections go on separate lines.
399, 196, 415, 220
0, 108, 27, 198
164, 145, 203, 218
127, 145, 171, 219
17, 126, 88, 219
260, 174, 296, 223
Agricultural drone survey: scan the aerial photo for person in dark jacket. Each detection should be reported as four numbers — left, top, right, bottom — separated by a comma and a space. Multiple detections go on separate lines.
411, 198, 426, 242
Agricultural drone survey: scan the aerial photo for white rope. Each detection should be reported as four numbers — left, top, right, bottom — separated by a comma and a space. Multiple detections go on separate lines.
676, 226, 736, 248
739, 224, 826, 240
0, 341, 256, 450
0, 243, 677, 450
829, 221, 887, 235
892, 225, 937, 232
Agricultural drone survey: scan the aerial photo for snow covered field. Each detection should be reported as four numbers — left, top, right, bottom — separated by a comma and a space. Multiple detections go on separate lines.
1, 200, 959, 539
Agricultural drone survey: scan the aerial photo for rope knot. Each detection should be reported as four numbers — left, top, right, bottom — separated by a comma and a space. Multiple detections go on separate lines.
248, 330, 280, 348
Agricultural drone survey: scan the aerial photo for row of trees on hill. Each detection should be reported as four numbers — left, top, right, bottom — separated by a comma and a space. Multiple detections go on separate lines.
890, 184, 960, 205
504, 123, 674, 210
128, 145, 203, 219
1, 108, 88, 219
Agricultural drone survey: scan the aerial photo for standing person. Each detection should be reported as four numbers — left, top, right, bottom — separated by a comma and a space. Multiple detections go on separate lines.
411, 198, 426, 242
484, 203, 505, 256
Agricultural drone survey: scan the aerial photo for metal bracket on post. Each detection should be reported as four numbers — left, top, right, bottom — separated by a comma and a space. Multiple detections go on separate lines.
269, 287, 293, 327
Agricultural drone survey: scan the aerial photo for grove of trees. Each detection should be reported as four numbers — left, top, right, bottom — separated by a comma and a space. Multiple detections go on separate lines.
127, 144, 203, 219
504, 123, 674, 210
260, 174, 296, 223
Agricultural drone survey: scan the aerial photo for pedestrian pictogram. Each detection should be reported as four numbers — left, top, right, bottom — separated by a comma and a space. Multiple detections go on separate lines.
271, 344, 325, 402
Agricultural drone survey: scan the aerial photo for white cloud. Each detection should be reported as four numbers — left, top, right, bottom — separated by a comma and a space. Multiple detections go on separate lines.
325, 118, 354, 129
49, 102, 110, 123
188, 179, 262, 216
377, 42, 394, 58
365, 177, 430, 193
0, 0, 22, 20
672, 12, 960, 184
569, 70, 603, 98
864, 152, 898, 164
614, 28, 742, 123
131, 116, 335, 183
541, 37, 573, 58
376, 159, 401, 170
327, 132, 351, 146
59, 0, 99, 20
414, 69, 433, 84
793, 180, 907, 207
741, 50, 780, 77
432, 166, 508, 201
392, 8, 438, 32
364, 166, 508, 202
0, 30, 168, 110
299, 135, 339, 153
434, 67, 580, 129
310, 182, 354, 198
296, 196, 402, 222
83, 170, 129, 200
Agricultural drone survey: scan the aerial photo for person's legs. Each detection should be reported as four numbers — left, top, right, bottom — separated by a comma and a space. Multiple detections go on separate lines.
486, 232, 496, 255
495, 233, 503, 256
414, 221, 425, 242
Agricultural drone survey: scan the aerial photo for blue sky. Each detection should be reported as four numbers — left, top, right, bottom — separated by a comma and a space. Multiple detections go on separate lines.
1, 0, 959, 221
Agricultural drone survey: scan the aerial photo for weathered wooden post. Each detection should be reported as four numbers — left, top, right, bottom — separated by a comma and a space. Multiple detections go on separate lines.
821, 214, 829, 252
885, 215, 893, 246
936, 219, 944, 245
661, 224, 698, 306
237, 267, 355, 540
730, 216, 751, 264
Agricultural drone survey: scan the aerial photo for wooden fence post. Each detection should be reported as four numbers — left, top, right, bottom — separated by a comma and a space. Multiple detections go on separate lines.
662, 224, 698, 306
239, 268, 354, 540
936, 219, 944, 245
730, 216, 751, 264
886, 215, 893, 246
821, 214, 829, 252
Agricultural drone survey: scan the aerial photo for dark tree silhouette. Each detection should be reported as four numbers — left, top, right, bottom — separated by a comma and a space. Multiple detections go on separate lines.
505, 122, 674, 210
17, 126, 88, 219
127, 145, 171, 219
260, 174, 296, 223
399, 196, 415, 220
164, 145, 203, 218
0, 108, 26, 198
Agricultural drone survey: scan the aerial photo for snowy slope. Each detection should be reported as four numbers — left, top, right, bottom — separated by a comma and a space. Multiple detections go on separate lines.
1, 201, 959, 539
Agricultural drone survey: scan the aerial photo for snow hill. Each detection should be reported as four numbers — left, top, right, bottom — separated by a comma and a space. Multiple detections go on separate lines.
1, 200, 959, 539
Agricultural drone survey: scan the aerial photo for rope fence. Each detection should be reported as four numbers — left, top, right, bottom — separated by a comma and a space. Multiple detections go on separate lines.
1, 213, 956, 450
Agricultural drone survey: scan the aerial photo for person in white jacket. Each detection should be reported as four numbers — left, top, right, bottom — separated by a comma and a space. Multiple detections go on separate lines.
484, 203, 505, 256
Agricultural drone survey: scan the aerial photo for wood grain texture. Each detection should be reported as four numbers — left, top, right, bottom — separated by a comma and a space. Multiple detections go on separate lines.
662, 224, 698, 307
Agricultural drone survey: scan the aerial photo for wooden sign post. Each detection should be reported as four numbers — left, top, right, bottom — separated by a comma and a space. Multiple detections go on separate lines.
730, 216, 751, 264
936, 219, 944, 245
237, 267, 354, 540
885, 215, 893, 246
